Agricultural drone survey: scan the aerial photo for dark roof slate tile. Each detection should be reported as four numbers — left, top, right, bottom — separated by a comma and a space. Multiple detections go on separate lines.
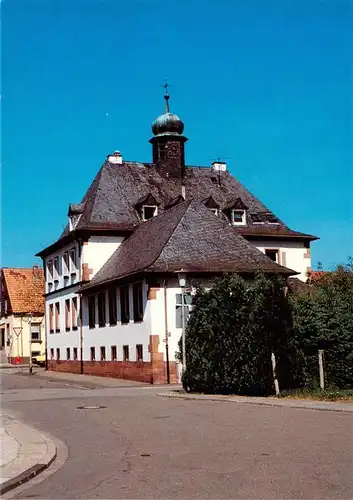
81, 201, 297, 291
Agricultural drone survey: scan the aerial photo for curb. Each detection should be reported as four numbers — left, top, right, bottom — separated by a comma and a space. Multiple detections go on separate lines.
157, 392, 353, 413
0, 426, 57, 495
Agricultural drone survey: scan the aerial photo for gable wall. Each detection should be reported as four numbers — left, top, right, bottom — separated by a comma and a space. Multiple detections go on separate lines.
254, 240, 311, 282
81, 236, 125, 281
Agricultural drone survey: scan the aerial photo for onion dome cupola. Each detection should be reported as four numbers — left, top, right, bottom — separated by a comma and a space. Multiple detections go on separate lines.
150, 82, 188, 178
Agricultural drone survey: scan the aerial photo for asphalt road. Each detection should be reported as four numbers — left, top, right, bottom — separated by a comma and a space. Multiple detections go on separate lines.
1, 370, 352, 499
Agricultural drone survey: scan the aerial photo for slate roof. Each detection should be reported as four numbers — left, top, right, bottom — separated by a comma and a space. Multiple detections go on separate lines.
1, 267, 45, 314
55, 161, 317, 239
80, 201, 297, 292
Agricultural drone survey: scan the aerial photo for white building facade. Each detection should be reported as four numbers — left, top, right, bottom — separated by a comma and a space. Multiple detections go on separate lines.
38, 93, 318, 383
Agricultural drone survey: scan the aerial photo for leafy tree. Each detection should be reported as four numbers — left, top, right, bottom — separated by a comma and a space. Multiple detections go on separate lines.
292, 259, 353, 388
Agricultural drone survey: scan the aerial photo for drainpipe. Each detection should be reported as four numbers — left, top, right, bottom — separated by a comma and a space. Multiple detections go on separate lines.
163, 280, 170, 384
77, 239, 84, 374
79, 293, 84, 374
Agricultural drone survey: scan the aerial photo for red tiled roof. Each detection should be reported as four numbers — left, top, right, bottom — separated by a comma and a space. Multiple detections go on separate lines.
2, 267, 45, 314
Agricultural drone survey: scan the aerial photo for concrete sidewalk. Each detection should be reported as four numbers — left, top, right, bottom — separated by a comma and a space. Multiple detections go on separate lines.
158, 391, 353, 413
0, 413, 57, 494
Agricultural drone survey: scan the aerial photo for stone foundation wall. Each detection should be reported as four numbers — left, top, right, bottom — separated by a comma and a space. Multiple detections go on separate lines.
48, 359, 178, 384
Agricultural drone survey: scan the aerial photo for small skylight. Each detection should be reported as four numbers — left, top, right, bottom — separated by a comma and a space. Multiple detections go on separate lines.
266, 213, 279, 223
209, 208, 219, 216
142, 205, 157, 221
251, 213, 262, 223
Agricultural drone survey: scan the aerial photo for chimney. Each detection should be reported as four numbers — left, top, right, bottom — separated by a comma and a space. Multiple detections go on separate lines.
211, 161, 227, 172
107, 150, 123, 165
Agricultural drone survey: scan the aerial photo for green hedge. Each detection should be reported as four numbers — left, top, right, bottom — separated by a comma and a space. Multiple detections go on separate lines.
179, 274, 304, 395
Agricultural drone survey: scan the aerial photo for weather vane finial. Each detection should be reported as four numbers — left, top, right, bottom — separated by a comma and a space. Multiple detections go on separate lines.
164, 77, 170, 113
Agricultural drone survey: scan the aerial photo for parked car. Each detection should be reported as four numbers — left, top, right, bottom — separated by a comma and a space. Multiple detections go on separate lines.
32, 354, 46, 367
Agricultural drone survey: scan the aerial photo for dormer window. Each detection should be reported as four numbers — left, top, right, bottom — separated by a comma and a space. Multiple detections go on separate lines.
142, 205, 158, 221
224, 197, 248, 226
203, 196, 220, 216
68, 203, 85, 232
135, 193, 159, 222
231, 209, 246, 225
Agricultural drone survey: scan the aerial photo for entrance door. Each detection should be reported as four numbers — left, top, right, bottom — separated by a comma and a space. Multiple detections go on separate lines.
0, 328, 4, 349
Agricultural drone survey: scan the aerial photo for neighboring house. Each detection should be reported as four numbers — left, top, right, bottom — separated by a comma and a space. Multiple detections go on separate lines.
0, 266, 45, 364
37, 91, 318, 383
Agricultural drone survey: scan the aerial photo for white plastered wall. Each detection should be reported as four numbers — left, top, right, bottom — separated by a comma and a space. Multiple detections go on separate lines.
255, 240, 311, 282
46, 287, 81, 360
81, 280, 152, 362
81, 236, 124, 278
0, 314, 44, 360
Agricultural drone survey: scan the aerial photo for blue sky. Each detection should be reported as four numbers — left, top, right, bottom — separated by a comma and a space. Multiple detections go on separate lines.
2, 0, 352, 269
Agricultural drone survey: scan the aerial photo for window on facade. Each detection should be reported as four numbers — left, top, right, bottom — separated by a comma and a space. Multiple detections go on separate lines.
158, 142, 166, 159
47, 260, 53, 281
100, 346, 106, 361
265, 249, 279, 263
30, 323, 41, 342
231, 210, 246, 225
108, 288, 117, 326
123, 345, 129, 361
63, 252, 70, 274
111, 345, 117, 361
66, 347, 70, 360
142, 206, 157, 221
70, 247, 77, 272
72, 297, 78, 330
53, 257, 60, 280
65, 299, 71, 331
90, 347, 95, 361
88, 295, 96, 329
120, 286, 130, 324
49, 304, 54, 333
176, 293, 192, 328
73, 347, 78, 360
56, 348, 60, 360
55, 303, 60, 332
98, 292, 106, 327
50, 348, 54, 359
136, 344, 143, 362
133, 282, 143, 322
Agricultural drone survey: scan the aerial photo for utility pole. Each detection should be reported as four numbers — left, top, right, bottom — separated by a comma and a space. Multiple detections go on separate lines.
28, 312, 33, 374
178, 273, 187, 373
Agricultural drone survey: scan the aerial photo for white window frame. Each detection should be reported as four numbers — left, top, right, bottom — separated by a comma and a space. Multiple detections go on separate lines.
175, 293, 193, 329
70, 247, 77, 274
264, 248, 280, 264
53, 257, 60, 281
30, 323, 41, 342
142, 205, 158, 221
63, 251, 70, 275
231, 209, 246, 226
47, 260, 53, 282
